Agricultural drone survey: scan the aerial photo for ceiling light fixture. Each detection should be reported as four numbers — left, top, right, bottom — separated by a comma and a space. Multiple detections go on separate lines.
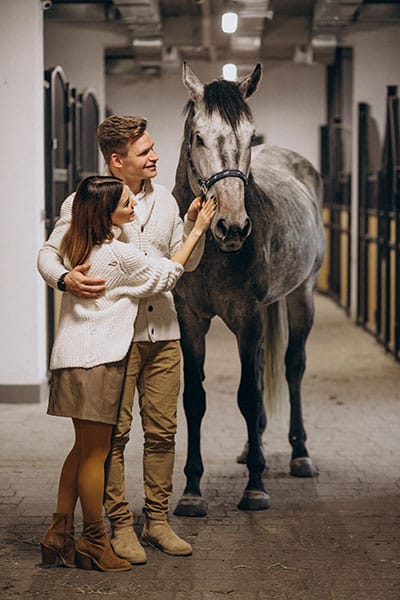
223, 63, 237, 80
221, 12, 238, 34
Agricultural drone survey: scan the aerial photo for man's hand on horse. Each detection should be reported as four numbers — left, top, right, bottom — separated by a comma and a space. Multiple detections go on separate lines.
64, 263, 106, 299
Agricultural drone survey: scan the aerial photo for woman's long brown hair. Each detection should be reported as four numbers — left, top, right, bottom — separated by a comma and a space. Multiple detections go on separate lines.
60, 176, 124, 268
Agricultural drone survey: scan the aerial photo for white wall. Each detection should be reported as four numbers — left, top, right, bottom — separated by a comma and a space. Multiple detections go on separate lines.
44, 21, 129, 123
0, 0, 47, 402
251, 61, 325, 164
344, 24, 400, 142
107, 60, 326, 191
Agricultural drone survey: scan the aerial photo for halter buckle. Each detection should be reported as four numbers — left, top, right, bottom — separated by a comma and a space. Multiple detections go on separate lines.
200, 182, 209, 198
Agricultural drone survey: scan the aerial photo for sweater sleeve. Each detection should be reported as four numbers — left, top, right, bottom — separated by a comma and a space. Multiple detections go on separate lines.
105, 241, 184, 299
37, 194, 74, 288
169, 193, 205, 272
169, 198, 185, 256
182, 214, 205, 272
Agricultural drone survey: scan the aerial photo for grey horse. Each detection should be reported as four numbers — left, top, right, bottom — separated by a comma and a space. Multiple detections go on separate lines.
172, 63, 326, 515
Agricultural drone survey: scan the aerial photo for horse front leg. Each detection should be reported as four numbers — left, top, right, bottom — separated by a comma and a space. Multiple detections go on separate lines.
235, 405, 266, 464
235, 320, 270, 511
286, 283, 319, 478
173, 310, 211, 517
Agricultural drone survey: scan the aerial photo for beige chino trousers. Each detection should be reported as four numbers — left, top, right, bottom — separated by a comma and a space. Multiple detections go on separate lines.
104, 340, 181, 529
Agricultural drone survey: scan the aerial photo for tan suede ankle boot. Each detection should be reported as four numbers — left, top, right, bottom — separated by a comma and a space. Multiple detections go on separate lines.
141, 518, 192, 556
40, 512, 76, 568
111, 526, 147, 564
76, 520, 131, 572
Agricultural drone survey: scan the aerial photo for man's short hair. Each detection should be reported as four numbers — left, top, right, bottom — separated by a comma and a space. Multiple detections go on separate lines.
97, 115, 147, 164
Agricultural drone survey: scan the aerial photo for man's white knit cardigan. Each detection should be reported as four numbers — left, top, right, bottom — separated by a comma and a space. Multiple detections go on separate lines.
38, 181, 205, 369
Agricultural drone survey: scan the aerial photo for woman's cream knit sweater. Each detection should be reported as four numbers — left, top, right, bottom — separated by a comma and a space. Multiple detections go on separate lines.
49, 233, 184, 370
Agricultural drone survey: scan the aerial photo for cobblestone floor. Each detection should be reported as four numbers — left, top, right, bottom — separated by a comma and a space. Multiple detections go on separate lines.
0, 294, 399, 599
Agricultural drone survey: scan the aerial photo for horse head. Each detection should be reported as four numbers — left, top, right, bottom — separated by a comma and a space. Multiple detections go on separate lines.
183, 63, 262, 252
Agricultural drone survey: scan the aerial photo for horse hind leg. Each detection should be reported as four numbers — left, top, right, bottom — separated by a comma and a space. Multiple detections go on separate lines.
285, 282, 319, 478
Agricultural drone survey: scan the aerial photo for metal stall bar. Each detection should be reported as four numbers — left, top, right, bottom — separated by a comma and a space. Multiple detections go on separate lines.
357, 102, 369, 328
79, 89, 100, 179
391, 96, 400, 359
69, 87, 82, 189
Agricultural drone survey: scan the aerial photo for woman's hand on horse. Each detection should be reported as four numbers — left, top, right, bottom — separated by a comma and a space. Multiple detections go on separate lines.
187, 196, 203, 221
193, 196, 217, 233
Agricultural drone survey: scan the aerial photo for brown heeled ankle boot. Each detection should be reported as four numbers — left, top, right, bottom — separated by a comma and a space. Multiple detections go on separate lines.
40, 512, 76, 568
76, 520, 131, 572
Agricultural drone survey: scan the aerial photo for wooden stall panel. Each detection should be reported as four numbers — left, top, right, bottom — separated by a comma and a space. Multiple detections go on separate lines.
340, 209, 349, 308
367, 215, 378, 331
317, 207, 330, 292
390, 217, 396, 349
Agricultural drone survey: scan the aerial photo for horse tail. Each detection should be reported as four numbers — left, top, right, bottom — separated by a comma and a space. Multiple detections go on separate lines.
262, 298, 289, 425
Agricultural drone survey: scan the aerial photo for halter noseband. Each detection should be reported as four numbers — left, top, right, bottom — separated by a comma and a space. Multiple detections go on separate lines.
187, 128, 248, 198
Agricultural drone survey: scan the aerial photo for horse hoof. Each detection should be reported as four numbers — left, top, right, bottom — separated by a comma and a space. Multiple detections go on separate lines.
237, 490, 271, 511
290, 456, 319, 478
173, 495, 208, 517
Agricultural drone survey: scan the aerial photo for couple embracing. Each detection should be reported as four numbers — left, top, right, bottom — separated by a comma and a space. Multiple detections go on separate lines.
37, 115, 216, 571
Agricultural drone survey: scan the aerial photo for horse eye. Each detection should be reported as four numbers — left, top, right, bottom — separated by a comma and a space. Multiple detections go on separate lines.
196, 133, 205, 146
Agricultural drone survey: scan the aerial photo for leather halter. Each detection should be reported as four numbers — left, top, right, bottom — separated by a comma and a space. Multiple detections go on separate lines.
187, 128, 248, 198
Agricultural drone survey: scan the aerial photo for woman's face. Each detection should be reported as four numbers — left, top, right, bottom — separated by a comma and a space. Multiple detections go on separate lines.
111, 186, 136, 226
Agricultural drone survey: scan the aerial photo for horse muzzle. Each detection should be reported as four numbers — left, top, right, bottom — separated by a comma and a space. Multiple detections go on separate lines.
212, 216, 252, 252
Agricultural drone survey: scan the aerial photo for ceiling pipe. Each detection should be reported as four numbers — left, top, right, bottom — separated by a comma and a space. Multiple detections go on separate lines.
113, 0, 163, 70
201, 0, 217, 63
313, 0, 363, 33
230, 0, 271, 62
310, 0, 363, 64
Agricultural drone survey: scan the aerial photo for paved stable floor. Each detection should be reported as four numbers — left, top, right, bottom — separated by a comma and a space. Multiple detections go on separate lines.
0, 294, 399, 600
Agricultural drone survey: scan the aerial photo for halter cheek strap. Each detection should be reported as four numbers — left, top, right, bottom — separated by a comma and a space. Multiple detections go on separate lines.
187, 130, 249, 198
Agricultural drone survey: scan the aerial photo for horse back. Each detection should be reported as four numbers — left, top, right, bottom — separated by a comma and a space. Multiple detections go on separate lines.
251, 144, 323, 210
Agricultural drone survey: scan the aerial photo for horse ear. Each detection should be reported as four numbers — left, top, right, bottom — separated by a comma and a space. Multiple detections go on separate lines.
183, 62, 204, 103
238, 63, 263, 99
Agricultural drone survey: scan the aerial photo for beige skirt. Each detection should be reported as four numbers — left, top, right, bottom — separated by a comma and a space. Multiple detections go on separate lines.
48, 359, 126, 425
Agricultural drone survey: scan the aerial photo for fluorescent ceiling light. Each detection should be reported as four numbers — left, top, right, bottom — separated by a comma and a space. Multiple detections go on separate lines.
221, 12, 238, 34
223, 63, 237, 81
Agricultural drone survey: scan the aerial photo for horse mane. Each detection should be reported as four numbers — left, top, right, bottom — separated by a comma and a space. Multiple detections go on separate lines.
184, 79, 252, 132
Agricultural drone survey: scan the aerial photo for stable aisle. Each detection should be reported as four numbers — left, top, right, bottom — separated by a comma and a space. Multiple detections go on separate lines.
0, 294, 399, 599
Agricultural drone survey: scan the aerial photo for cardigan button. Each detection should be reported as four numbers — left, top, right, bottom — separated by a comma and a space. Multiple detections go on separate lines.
148, 305, 153, 312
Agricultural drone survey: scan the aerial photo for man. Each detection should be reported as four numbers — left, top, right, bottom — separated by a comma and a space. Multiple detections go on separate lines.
38, 115, 205, 564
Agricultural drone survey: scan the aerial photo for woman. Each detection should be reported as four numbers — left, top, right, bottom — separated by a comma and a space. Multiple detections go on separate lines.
39, 175, 215, 572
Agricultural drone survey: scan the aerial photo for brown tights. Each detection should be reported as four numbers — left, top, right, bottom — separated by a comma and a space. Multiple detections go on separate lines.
56, 419, 112, 522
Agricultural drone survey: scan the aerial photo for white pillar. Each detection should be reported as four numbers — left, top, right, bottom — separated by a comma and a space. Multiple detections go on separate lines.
0, 0, 47, 402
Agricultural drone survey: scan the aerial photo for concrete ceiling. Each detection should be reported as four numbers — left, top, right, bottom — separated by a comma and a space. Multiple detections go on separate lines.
44, 0, 400, 77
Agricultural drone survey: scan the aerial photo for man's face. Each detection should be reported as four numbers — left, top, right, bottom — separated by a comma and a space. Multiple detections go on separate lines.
117, 131, 159, 182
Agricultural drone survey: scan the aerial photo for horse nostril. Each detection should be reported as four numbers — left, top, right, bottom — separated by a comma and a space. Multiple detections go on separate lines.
216, 218, 229, 239
242, 217, 252, 239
